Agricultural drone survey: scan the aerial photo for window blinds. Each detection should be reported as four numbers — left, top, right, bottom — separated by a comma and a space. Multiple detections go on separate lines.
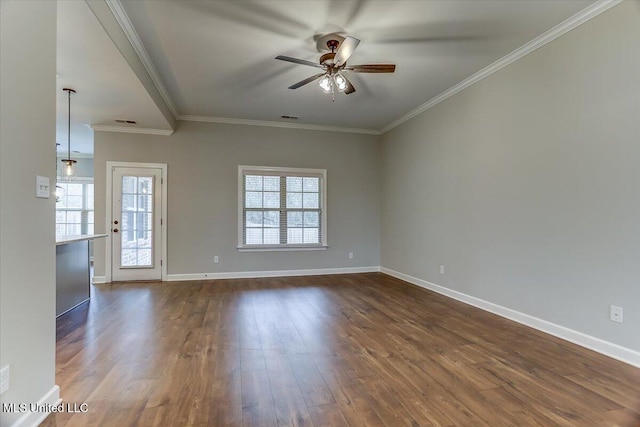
240, 167, 325, 248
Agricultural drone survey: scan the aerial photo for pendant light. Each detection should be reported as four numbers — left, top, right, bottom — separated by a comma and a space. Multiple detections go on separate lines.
60, 88, 77, 181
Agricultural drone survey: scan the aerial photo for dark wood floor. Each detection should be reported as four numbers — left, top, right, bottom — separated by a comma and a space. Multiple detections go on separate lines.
43, 273, 639, 427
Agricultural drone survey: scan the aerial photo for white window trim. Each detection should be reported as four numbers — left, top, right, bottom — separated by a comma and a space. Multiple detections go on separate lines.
237, 165, 328, 250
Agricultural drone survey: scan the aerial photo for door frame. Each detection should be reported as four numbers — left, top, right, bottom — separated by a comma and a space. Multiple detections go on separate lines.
105, 161, 168, 283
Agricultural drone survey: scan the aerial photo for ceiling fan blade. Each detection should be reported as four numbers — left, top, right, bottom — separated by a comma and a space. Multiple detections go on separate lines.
288, 73, 326, 89
342, 74, 356, 95
347, 64, 396, 73
334, 36, 360, 66
275, 56, 325, 69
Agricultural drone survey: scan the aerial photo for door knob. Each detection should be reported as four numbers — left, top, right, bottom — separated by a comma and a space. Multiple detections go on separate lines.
114, 220, 119, 225
113, 228, 119, 233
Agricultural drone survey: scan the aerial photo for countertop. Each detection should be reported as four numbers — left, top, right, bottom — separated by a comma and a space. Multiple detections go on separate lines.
56, 234, 108, 245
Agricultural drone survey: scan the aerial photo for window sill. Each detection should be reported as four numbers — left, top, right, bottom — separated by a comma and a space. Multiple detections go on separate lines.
238, 245, 328, 253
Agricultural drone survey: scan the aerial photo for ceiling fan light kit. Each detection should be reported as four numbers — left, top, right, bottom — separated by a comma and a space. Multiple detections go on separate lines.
318, 74, 333, 93
275, 34, 396, 100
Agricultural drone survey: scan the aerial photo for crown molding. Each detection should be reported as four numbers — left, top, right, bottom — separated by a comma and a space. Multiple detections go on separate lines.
178, 115, 382, 135
378, 0, 623, 134
99, 0, 620, 138
90, 124, 174, 136
104, 0, 178, 118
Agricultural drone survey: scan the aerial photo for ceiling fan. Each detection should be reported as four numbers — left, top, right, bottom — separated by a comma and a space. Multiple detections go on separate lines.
275, 34, 396, 99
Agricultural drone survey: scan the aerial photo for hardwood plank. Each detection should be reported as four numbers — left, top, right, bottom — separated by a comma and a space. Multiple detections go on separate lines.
306, 403, 349, 427
316, 371, 386, 426
241, 369, 278, 426
473, 358, 617, 425
479, 387, 563, 427
42, 273, 640, 426
270, 385, 314, 427
353, 375, 424, 427
287, 353, 336, 407
565, 371, 640, 413
263, 349, 300, 390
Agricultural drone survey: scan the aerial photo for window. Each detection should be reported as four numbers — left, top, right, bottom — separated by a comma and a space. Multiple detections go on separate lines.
56, 180, 94, 237
238, 166, 327, 250
120, 175, 154, 267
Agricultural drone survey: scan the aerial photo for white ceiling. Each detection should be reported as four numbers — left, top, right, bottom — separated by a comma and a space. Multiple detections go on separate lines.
56, 0, 172, 155
57, 0, 598, 154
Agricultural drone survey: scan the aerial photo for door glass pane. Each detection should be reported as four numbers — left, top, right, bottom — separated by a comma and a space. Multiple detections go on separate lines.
138, 230, 152, 248
137, 249, 152, 266
138, 195, 153, 212
122, 195, 135, 210
121, 175, 154, 267
121, 249, 137, 266
122, 177, 137, 194
138, 177, 153, 194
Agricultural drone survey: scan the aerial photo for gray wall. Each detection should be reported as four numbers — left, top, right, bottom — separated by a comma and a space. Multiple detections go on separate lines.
0, 1, 58, 425
94, 121, 381, 277
381, 1, 640, 352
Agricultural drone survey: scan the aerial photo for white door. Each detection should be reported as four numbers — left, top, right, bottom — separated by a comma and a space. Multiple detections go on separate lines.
111, 166, 163, 281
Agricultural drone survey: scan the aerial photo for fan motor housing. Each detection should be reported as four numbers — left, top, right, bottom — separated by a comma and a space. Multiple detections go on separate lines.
315, 33, 345, 53
319, 52, 336, 66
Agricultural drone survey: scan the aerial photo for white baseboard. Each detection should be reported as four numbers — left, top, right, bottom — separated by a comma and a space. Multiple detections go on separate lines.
8, 385, 60, 427
380, 267, 640, 368
92, 276, 106, 284
166, 266, 381, 282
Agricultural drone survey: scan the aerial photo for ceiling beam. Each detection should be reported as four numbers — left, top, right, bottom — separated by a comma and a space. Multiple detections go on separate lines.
84, 0, 176, 130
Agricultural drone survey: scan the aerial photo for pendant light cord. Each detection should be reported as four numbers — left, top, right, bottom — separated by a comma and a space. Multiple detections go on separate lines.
67, 88, 71, 160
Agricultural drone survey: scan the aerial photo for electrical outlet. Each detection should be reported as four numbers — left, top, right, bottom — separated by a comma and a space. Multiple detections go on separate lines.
214, 256, 219, 264
348, 252, 354, 259
610, 305, 623, 323
0, 365, 9, 395
440, 265, 445, 275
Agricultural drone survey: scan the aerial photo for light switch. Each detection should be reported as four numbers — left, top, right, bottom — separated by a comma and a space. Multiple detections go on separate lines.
36, 176, 50, 198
